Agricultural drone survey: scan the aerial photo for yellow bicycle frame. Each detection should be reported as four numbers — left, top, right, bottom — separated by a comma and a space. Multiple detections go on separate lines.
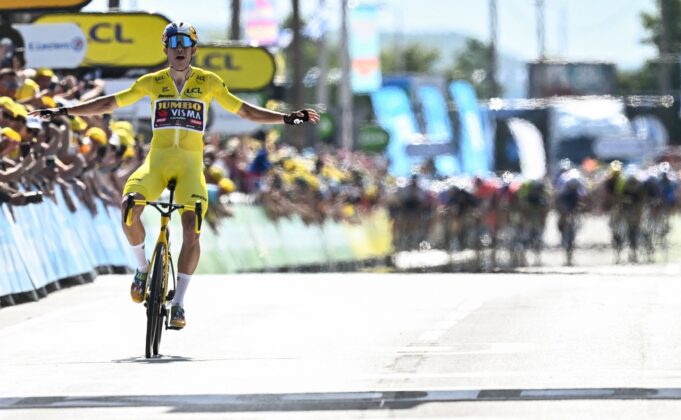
125, 199, 202, 303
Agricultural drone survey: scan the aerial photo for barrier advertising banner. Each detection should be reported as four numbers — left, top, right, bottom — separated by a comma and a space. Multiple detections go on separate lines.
0, 0, 90, 10
13, 23, 86, 69
507, 118, 547, 180
34, 13, 170, 68
193, 46, 275, 91
449, 80, 492, 176
371, 86, 421, 176
416, 85, 460, 175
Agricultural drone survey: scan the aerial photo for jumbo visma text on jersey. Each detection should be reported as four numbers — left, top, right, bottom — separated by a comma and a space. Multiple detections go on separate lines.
153, 99, 205, 132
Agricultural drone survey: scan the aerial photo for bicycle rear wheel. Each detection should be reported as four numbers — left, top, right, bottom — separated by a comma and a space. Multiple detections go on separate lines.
145, 242, 167, 358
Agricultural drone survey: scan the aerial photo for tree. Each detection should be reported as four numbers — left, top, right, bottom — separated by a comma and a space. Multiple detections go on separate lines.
446, 38, 499, 99
380, 43, 440, 74
616, 0, 681, 95
640, 0, 681, 55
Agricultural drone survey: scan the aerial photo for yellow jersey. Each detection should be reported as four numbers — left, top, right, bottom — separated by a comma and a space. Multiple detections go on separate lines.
114, 67, 243, 152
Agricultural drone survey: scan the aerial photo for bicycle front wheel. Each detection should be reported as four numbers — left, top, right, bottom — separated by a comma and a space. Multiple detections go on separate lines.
145, 242, 167, 358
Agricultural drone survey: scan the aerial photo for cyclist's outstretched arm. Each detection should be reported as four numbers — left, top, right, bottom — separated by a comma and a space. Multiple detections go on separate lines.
30, 75, 149, 119
237, 102, 319, 125
212, 75, 319, 125
28, 94, 119, 118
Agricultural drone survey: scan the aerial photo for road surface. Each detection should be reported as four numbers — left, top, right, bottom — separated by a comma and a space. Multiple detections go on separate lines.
3, 263, 681, 419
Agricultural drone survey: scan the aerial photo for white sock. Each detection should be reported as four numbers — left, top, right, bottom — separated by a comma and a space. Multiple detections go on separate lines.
173, 273, 191, 307
130, 242, 149, 273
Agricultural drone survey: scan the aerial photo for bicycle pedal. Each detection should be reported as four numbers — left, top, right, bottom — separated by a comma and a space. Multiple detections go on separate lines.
167, 325, 183, 331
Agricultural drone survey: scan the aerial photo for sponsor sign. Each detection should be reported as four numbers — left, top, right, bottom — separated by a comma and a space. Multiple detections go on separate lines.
528, 61, 616, 98
405, 142, 455, 157
153, 99, 206, 132
593, 135, 647, 160
449, 80, 492, 176
34, 13, 170, 68
0, 0, 90, 10
193, 46, 275, 92
357, 125, 389, 152
507, 118, 547, 180
244, 0, 278, 46
349, 3, 381, 93
13, 23, 86, 69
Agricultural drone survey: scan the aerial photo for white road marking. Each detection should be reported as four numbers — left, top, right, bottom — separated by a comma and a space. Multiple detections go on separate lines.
417, 298, 487, 343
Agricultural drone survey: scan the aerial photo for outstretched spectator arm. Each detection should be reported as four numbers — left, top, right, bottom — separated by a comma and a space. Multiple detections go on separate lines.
43, 122, 66, 156
0, 164, 24, 183
79, 79, 106, 103
55, 155, 85, 181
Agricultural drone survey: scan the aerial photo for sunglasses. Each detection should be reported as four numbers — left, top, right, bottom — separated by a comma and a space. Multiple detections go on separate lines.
166, 35, 194, 48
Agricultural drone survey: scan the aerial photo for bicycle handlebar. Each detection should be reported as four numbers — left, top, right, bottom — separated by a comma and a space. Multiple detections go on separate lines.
124, 195, 203, 234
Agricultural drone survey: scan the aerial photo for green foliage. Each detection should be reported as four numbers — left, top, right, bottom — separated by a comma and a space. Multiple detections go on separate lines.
379, 38, 500, 98
640, 0, 681, 54
380, 43, 441, 73
617, 0, 681, 94
446, 38, 499, 99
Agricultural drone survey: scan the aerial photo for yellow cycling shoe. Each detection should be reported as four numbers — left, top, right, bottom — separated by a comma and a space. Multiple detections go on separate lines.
130, 269, 148, 303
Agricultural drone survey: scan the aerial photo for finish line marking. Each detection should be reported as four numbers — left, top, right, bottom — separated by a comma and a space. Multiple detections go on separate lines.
4, 388, 681, 410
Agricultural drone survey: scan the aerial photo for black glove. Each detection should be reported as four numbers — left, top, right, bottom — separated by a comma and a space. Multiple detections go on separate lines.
283, 110, 310, 125
39, 107, 69, 119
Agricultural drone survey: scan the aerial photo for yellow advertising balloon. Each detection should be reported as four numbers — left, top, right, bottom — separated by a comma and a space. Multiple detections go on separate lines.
35, 13, 170, 68
193, 46, 275, 92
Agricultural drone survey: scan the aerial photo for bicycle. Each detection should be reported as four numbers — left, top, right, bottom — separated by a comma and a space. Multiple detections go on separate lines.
123, 179, 203, 358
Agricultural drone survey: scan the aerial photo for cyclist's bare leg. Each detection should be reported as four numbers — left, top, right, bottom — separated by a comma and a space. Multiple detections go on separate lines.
177, 211, 200, 275
122, 193, 149, 303
171, 212, 200, 315
121, 193, 146, 246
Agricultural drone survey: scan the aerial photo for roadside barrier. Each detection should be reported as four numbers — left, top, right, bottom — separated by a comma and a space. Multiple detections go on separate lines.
1, 193, 393, 307
142, 204, 393, 273
0, 188, 135, 307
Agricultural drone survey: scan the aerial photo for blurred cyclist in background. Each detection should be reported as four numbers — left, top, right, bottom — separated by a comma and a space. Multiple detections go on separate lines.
31, 22, 319, 329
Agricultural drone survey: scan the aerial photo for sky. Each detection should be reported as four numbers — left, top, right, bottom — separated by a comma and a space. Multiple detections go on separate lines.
83, 0, 658, 70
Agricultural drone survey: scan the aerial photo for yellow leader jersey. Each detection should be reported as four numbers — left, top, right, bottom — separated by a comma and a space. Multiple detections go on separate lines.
114, 67, 243, 152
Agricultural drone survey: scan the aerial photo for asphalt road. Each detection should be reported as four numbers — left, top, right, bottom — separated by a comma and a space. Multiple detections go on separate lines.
3, 263, 681, 419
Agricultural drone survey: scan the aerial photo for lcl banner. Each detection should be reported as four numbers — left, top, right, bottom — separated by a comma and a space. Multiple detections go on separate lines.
13, 23, 87, 69
34, 12, 170, 68
0, 0, 90, 10
192, 46, 275, 92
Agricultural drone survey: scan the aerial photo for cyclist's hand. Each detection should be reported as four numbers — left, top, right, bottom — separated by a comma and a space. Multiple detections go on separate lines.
29, 107, 68, 121
283, 109, 320, 125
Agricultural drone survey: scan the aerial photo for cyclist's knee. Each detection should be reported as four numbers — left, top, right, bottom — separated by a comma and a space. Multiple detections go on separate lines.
120, 193, 145, 224
181, 212, 200, 243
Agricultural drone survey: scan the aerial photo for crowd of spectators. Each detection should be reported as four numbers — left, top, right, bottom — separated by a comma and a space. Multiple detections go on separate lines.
0, 52, 392, 232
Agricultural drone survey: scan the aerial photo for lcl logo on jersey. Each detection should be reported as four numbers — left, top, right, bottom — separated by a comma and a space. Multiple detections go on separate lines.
184, 87, 203, 97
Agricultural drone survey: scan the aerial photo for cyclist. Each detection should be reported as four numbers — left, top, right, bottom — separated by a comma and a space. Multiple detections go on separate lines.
553, 168, 587, 264
31, 22, 319, 329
